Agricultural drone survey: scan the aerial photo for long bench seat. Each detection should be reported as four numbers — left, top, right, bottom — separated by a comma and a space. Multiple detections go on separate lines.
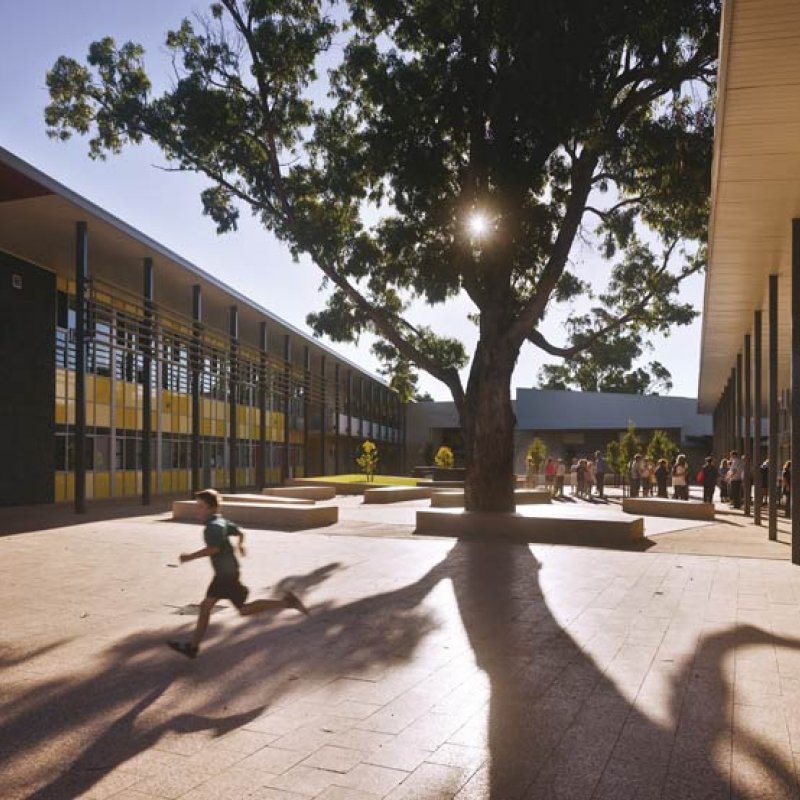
621, 497, 715, 521
415, 507, 643, 547
363, 486, 433, 504
173, 500, 338, 529
430, 488, 551, 508
261, 485, 336, 501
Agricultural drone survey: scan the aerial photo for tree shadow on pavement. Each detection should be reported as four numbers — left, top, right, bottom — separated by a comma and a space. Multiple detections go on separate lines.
444, 541, 800, 799
0, 558, 444, 798
5, 544, 800, 799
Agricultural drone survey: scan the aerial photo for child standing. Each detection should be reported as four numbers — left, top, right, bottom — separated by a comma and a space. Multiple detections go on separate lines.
168, 489, 309, 659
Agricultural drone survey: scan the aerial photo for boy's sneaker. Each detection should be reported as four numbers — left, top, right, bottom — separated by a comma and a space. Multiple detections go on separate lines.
284, 591, 310, 616
167, 640, 198, 659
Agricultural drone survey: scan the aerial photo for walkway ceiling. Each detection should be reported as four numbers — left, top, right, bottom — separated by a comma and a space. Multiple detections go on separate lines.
699, 0, 800, 412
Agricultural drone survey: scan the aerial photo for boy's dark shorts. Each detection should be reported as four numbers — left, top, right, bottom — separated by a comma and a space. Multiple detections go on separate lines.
206, 574, 249, 609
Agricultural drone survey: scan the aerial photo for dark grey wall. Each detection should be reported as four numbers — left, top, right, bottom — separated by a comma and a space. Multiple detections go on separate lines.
0, 252, 55, 505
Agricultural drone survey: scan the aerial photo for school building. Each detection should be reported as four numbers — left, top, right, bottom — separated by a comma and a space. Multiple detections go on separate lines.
0, 146, 403, 510
407, 389, 713, 475
698, 0, 800, 560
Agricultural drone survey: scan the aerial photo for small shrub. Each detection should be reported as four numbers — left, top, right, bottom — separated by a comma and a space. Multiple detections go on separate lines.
356, 440, 379, 482
434, 445, 455, 469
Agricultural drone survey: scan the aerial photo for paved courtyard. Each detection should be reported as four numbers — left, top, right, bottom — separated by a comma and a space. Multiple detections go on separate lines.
4, 498, 800, 799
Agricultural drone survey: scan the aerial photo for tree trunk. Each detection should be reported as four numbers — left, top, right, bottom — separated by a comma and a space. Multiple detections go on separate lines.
461, 351, 517, 513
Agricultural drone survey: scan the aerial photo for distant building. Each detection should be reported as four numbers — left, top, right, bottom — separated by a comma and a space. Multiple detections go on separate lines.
407, 388, 713, 473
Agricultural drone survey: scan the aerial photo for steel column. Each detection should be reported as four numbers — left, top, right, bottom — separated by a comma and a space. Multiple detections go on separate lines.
334, 363, 341, 474
320, 356, 327, 476
191, 285, 202, 492
792, 221, 800, 562
74, 221, 88, 513
257, 322, 268, 489
283, 335, 291, 482
744, 334, 752, 515
142, 258, 154, 505
769, 274, 779, 540
754, 310, 763, 525
229, 306, 239, 493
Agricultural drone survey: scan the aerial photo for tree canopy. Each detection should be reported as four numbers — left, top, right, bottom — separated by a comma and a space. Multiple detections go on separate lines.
45, 0, 720, 510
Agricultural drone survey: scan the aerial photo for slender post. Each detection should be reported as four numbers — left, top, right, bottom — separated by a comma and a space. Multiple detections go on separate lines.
257, 322, 268, 489
754, 309, 763, 525
320, 356, 327, 475
283, 335, 291, 482
347, 371, 353, 469
303, 346, 310, 476
769, 274, 779, 540
191, 285, 202, 492
334, 363, 341, 474
142, 258, 154, 505
74, 221, 88, 513
229, 306, 238, 493
744, 334, 752, 515
736, 353, 744, 455
792, 220, 800, 562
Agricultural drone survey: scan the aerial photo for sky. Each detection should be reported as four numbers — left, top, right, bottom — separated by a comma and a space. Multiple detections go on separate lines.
0, 1, 706, 401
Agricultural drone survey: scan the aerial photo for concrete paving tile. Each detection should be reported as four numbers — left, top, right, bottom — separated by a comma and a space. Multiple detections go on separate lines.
426, 743, 488, 772
384, 763, 473, 799
363, 740, 431, 772
237, 747, 306, 775
333, 701, 383, 720
269, 726, 339, 756
265, 765, 338, 796
212, 729, 280, 754
300, 745, 365, 774
331, 728, 394, 752
329, 763, 409, 796
314, 787, 381, 800
175, 766, 270, 800
245, 788, 308, 800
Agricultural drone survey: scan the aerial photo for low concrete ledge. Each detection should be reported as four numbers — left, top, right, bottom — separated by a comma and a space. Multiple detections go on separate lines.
285, 478, 412, 496
262, 485, 336, 501
173, 500, 338, 530
223, 493, 313, 506
621, 497, 715, 521
430, 488, 551, 508
363, 486, 433, 504
415, 479, 465, 489
415, 507, 644, 547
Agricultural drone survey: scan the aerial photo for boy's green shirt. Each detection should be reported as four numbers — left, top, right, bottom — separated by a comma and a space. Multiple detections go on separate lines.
203, 514, 239, 576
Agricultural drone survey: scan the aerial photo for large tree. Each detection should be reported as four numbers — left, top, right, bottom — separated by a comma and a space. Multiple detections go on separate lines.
46, 0, 718, 512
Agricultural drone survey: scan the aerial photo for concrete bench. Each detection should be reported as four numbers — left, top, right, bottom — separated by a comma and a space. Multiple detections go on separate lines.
415, 479, 465, 489
621, 497, 715, 521
284, 478, 383, 496
363, 486, 433, 504
415, 507, 644, 547
431, 488, 551, 508
172, 500, 338, 530
222, 493, 313, 506
262, 485, 336, 501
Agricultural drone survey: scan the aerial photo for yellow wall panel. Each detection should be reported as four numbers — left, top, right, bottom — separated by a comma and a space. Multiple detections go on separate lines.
95, 376, 111, 404
54, 473, 66, 502
94, 471, 111, 498
95, 404, 111, 427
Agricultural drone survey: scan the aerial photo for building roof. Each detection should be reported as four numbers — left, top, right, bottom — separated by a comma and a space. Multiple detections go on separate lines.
0, 145, 388, 383
514, 389, 712, 437
698, 0, 800, 411
407, 389, 712, 439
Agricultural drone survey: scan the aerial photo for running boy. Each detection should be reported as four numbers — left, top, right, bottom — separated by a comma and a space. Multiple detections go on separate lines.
168, 488, 308, 659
